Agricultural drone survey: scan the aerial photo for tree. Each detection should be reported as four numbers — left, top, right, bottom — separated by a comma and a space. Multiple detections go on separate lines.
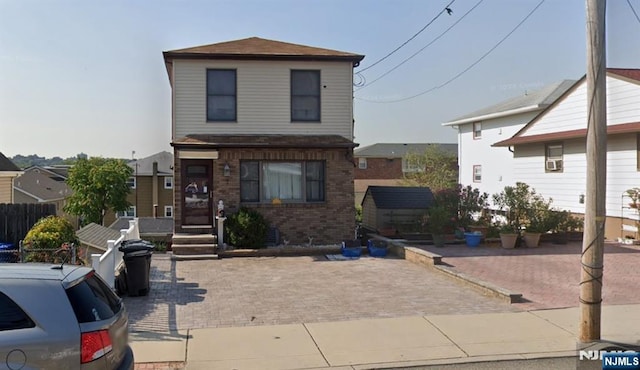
64, 157, 133, 226
401, 144, 458, 192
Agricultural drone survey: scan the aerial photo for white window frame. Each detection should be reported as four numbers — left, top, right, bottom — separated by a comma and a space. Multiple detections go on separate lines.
164, 176, 174, 189
402, 158, 424, 173
117, 206, 136, 218
127, 177, 136, 189
164, 206, 173, 218
473, 122, 482, 139
473, 165, 482, 182
545, 143, 563, 172
358, 158, 367, 169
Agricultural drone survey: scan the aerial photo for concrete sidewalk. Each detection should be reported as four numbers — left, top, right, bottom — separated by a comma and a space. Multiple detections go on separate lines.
130, 304, 640, 369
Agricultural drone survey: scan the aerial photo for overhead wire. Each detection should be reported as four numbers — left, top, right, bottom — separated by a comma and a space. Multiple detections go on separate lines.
356, 0, 456, 75
627, 0, 640, 24
357, 0, 484, 91
356, 0, 546, 104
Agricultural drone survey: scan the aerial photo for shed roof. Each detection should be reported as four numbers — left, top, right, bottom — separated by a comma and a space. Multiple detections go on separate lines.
363, 186, 434, 209
354, 143, 457, 158
76, 223, 122, 252
0, 152, 20, 172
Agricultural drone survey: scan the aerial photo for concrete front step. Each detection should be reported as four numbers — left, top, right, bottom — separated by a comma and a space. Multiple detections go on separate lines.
172, 233, 217, 245
171, 244, 217, 255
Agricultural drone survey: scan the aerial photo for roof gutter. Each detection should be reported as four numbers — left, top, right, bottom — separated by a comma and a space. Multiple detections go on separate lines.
441, 105, 543, 126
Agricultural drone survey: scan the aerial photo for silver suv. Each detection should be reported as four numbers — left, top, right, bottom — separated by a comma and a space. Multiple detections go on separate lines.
0, 264, 134, 369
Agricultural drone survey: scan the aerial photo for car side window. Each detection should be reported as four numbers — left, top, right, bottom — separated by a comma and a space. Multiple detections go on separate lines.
0, 291, 35, 331
66, 273, 122, 323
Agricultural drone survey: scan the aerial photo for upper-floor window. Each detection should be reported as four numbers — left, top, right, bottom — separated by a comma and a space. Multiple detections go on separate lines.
126, 177, 136, 189
473, 122, 482, 139
117, 206, 136, 218
164, 176, 173, 189
545, 143, 563, 172
402, 158, 424, 173
207, 69, 236, 121
473, 165, 482, 182
164, 206, 173, 218
358, 158, 367, 169
291, 70, 320, 122
240, 160, 325, 203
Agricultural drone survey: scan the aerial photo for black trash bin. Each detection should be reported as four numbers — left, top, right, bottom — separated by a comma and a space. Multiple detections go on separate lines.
0, 243, 17, 263
122, 250, 152, 296
119, 239, 154, 296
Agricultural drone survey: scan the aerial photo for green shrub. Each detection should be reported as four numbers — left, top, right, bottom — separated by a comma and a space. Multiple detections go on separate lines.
225, 207, 269, 249
23, 216, 79, 263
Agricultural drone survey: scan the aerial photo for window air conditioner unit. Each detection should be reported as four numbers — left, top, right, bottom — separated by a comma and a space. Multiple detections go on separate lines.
546, 159, 562, 171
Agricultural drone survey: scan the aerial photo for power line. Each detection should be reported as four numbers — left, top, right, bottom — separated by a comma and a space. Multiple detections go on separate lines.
356, 0, 455, 74
356, 0, 546, 104
357, 0, 484, 91
627, 0, 640, 25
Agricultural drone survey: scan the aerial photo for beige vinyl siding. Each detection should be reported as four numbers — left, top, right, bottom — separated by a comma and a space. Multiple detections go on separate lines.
522, 75, 640, 137
0, 177, 12, 203
173, 59, 354, 139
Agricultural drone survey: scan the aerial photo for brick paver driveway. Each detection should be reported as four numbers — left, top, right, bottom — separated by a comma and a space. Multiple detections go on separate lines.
124, 254, 518, 333
417, 241, 640, 310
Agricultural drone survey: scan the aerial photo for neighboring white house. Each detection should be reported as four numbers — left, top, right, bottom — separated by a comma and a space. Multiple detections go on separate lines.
442, 80, 575, 205
493, 69, 640, 240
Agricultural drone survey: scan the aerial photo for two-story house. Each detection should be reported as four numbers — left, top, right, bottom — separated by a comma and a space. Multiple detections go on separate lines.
0, 153, 22, 204
493, 69, 640, 240
103, 151, 175, 226
353, 143, 457, 205
162, 37, 364, 248
441, 80, 575, 206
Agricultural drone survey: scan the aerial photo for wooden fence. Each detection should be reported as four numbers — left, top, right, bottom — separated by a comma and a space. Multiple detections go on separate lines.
0, 203, 57, 246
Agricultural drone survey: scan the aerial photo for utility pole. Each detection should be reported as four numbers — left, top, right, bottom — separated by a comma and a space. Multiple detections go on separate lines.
579, 0, 607, 342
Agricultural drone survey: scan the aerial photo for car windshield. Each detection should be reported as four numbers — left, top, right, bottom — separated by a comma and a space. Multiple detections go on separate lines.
65, 273, 122, 323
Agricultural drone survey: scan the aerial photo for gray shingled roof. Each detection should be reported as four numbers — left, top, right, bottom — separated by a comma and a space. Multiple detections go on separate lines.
13, 171, 72, 201
0, 152, 20, 172
363, 186, 434, 209
128, 151, 173, 176
443, 80, 576, 125
76, 223, 122, 252
354, 143, 457, 158
109, 217, 174, 235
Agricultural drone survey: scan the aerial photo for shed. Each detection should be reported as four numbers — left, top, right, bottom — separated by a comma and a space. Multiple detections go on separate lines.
361, 186, 434, 233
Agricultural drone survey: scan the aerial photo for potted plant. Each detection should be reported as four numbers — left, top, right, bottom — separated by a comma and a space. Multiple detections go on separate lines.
497, 222, 519, 249
523, 196, 554, 247
425, 204, 453, 248
626, 188, 640, 209
458, 185, 490, 239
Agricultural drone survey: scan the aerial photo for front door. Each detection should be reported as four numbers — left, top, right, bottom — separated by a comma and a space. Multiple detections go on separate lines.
181, 160, 213, 227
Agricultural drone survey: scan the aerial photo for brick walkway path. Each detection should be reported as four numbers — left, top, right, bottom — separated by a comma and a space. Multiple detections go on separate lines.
417, 241, 640, 310
124, 254, 517, 334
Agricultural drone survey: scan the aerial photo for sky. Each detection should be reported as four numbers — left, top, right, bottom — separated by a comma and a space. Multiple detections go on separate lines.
1, 0, 639, 159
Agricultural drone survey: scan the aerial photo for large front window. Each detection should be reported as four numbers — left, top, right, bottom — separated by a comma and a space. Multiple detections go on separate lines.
207, 69, 236, 121
240, 161, 325, 203
291, 70, 320, 122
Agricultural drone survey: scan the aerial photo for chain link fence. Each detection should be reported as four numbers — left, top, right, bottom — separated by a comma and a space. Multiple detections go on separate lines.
0, 241, 80, 265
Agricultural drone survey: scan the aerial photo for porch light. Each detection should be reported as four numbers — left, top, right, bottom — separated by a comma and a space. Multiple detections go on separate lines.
223, 163, 231, 177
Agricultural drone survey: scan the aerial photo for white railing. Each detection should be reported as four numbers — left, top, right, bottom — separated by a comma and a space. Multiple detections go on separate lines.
91, 218, 140, 289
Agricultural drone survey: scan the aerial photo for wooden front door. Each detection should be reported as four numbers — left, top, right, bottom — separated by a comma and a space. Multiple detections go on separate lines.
181, 160, 213, 227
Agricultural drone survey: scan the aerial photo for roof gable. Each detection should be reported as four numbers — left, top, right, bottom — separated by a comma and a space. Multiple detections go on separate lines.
363, 186, 434, 209
14, 171, 72, 201
129, 151, 173, 176
0, 152, 20, 172
163, 37, 364, 63
494, 69, 640, 147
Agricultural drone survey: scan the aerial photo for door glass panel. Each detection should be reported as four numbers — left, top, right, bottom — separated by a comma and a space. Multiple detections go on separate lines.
183, 162, 211, 225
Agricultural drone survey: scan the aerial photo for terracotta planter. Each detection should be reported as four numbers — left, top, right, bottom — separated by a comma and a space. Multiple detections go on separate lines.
499, 233, 518, 249
523, 232, 541, 247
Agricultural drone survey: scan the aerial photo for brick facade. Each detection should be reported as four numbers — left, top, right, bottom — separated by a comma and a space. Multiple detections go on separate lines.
174, 146, 356, 245
354, 157, 403, 179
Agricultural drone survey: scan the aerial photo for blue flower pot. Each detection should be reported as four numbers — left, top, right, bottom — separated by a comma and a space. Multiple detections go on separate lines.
464, 232, 482, 247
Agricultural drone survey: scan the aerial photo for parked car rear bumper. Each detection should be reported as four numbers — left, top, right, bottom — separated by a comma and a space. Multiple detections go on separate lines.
117, 345, 135, 370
